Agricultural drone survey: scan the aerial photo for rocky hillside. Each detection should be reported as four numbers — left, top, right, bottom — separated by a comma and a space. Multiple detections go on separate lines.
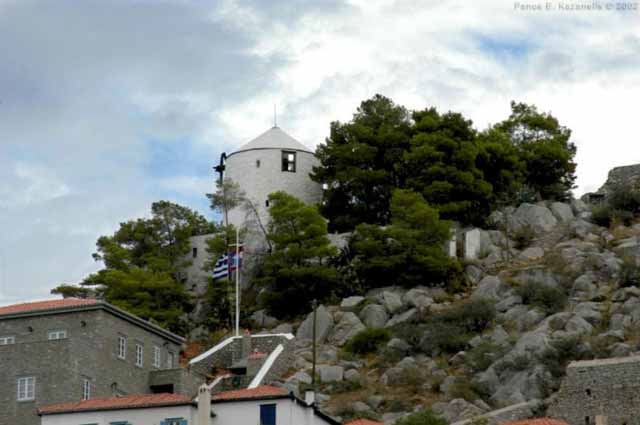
248, 197, 640, 424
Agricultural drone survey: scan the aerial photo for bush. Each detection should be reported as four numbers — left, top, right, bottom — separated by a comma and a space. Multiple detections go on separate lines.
513, 224, 536, 249
540, 336, 584, 378
421, 300, 496, 355
515, 281, 567, 314
466, 341, 508, 372
343, 328, 392, 355
620, 257, 640, 288
590, 183, 640, 228
395, 409, 449, 425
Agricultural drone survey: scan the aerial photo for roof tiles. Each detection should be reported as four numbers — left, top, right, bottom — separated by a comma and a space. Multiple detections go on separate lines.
345, 419, 384, 425
38, 393, 192, 415
501, 418, 569, 425
0, 298, 99, 316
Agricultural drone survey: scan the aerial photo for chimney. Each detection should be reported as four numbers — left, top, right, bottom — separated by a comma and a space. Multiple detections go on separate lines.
304, 390, 315, 405
197, 384, 211, 425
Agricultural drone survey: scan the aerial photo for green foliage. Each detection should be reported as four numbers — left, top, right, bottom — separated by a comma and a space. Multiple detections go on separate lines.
343, 327, 391, 355
404, 108, 493, 225
395, 409, 449, 425
51, 284, 95, 299
540, 336, 584, 378
495, 102, 576, 200
512, 224, 536, 249
620, 257, 640, 288
515, 281, 567, 314
52, 201, 215, 333
590, 183, 640, 227
256, 192, 338, 318
207, 178, 245, 227
466, 341, 508, 372
311, 94, 412, 232
421, 300, 496, 355
350, 189, 461, 290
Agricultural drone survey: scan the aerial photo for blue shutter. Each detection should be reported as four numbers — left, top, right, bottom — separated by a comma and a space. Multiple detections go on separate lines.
260, 404, 276, 425
159, 421, 166, 425
180, 421, 188, 425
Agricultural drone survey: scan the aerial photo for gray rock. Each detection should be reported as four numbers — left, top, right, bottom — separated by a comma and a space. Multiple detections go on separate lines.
611, 342, 632, 357
359, 304, 389, 329
572, 274, 597, 300
574, 302, 603, 325
511, 268, 562, 291
403, 288, 434, 310
288, 371, 312, 385
340, 296, 365, 312
550, 202, 575, 222
251, 309, 279, 328
367, 395, 384, 410
471, 275, 510, 301
441, 375, 458, 397
296, 305, 334, 343
490, 325, 510, 345
329, 312, 366, 346
385, 308, 417, 328
496, 295, 523, 313
272, 323, 293, 334
387, 338, 411, 355
381, 291, 404, 314
510, 330, 550, 360
352, 401, 371, 413
465, 265, 485, 285
511, 203, 558, 233
432, 399, 484, 423
317, 364, 344, 382
344, 368, 361, 383
571, 199, 589, 214
565, 315, 594, 337
518, 247, 545, 262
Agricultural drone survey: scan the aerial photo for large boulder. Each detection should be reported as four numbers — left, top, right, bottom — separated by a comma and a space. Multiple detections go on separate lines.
550, 202, 575, 223
317, 364, 344, 382
380, 291, 404, 314
432, 399, 484, 423
340, 296, 365, 312
329, 312, 365, 346
296, 305, 334, 343
385, 308, 418, 328
359, 304, 389, 329
402, 288, 434, 310
511, 203, 558, 233
250, 310, 279, 329
471, 275, 510, 302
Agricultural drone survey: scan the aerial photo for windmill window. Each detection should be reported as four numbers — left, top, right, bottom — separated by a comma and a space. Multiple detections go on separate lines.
281, 151, 296, 172
256, 159, 261, 168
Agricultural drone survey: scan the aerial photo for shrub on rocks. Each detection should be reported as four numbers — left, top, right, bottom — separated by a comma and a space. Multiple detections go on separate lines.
395, 409, 448, 425
343, 327, 392, 355
515, 280, 567, 314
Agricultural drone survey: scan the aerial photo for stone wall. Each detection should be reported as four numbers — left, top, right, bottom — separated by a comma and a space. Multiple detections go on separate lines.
0, 308, 184, 425
547, 356, 640, 425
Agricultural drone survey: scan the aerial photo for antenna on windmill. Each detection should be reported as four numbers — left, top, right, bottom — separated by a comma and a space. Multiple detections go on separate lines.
273, 104, 277, 128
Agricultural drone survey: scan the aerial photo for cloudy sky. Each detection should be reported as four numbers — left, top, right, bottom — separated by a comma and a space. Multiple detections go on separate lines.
1, 0, 639, 305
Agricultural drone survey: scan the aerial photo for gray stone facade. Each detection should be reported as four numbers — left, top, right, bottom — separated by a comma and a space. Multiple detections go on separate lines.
189, 333, 295, 393
547, 356, 640, 425
0, 302, 198, 425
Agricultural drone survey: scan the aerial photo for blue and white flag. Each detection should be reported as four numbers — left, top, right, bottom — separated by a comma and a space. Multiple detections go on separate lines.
213, 255, 230, 280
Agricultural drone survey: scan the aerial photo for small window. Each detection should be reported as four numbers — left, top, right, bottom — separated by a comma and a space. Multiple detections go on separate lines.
260, 403, 276, 425
281, 151, 296, 172
118, 336, 127, 359
153, 345, 161, 368
82, 378, 91, 400
17, 377, 35, 401
265, 200, 270, 207
167, 351, 175, 369
135, 344, 144, 367
256, 159, 261, 168
192, 247, 198, 258
48, 330, 67, 340
162, 418, 186, 425
0, 336, 15, 345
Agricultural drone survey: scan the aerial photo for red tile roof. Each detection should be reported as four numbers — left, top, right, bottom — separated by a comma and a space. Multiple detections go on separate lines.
0, 298, 100, 316
345, 419, 384, 425
212, 385, 289, 402
501, 418, 569, 425
38, 393, 192, 415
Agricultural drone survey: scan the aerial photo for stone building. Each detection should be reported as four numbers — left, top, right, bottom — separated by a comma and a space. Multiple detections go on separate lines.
0, 298, 202, 425
547, 355, 640, 425
221, 126, 322, 230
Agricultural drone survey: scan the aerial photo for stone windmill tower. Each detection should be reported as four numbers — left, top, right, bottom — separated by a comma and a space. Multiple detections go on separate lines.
216, 126, 323, 232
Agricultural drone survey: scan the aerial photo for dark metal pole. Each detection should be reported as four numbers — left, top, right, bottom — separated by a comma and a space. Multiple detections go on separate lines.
311, 299, 317, 387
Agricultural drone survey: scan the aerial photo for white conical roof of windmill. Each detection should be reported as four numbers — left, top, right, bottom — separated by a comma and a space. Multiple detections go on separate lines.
229, 126, 314, 157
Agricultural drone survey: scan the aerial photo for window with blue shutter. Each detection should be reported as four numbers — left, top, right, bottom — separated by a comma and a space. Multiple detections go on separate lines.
260, 404, 277, 425
161, 418, 187, 425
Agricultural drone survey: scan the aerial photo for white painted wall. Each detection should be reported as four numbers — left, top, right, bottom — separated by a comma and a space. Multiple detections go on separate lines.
211, 398, 331, 425
225, 148, 322, 229
41, 405, 202, 425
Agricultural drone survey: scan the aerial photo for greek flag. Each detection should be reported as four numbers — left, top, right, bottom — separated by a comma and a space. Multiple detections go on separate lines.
212, 248, 243, 280
213, 255, 230, 280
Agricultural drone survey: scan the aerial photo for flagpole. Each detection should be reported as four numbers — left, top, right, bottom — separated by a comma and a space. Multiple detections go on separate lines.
235, 225, 240, 337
